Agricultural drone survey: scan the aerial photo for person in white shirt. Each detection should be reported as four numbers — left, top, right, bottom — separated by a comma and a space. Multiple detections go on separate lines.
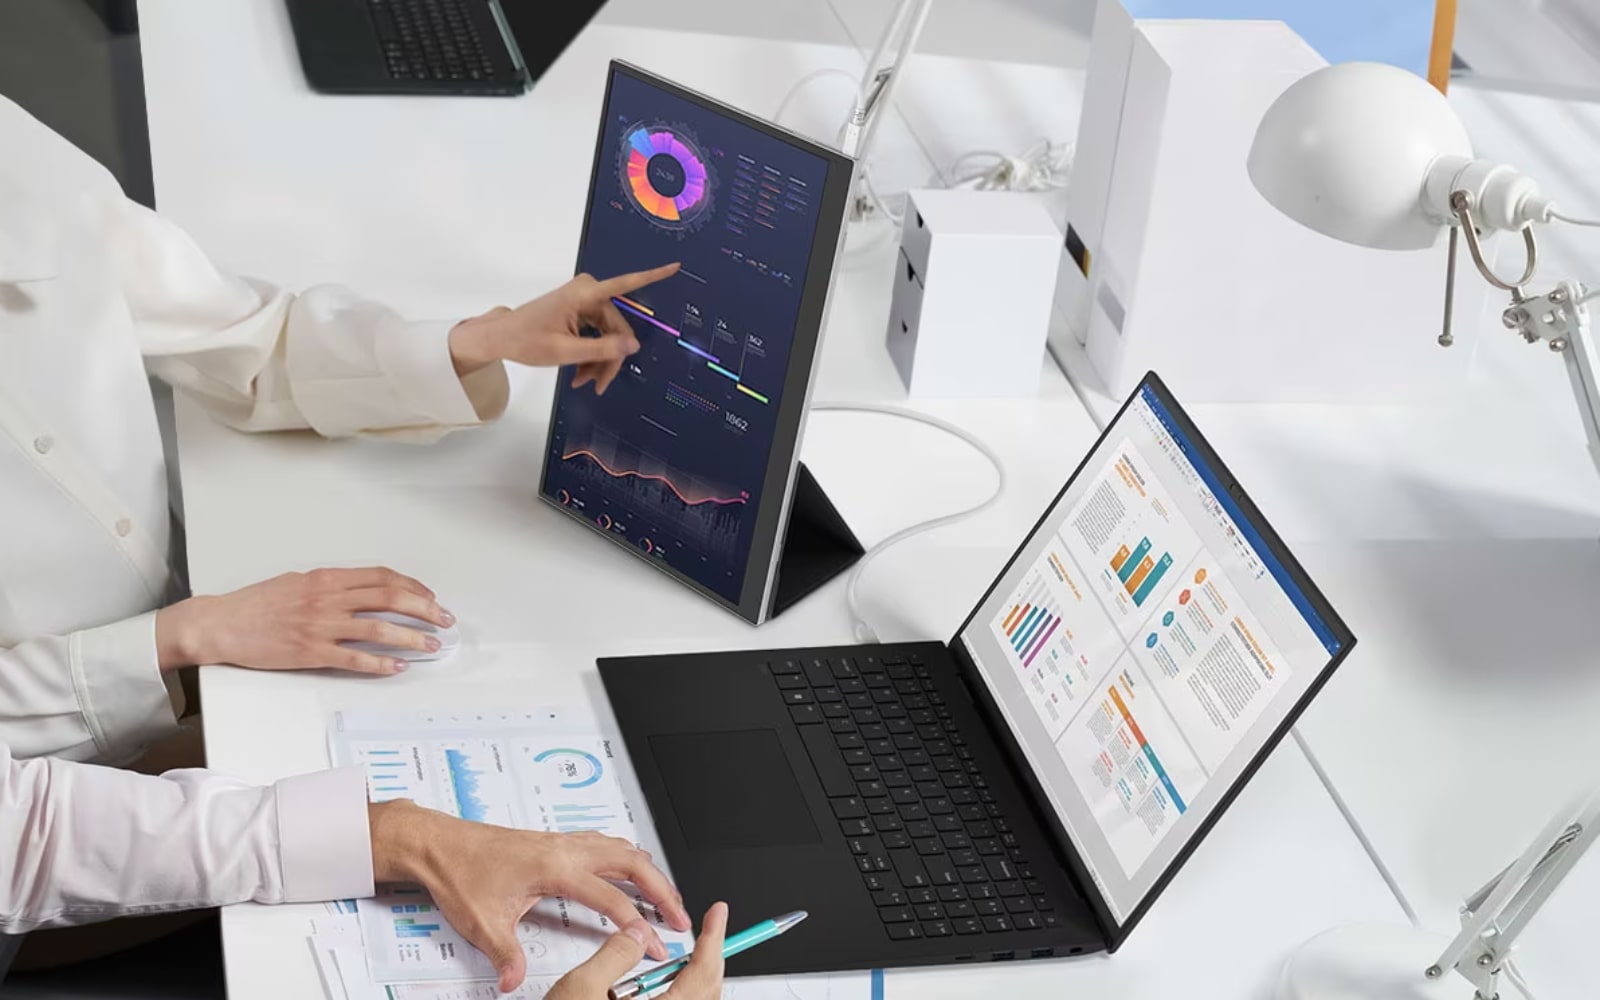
0, 94, 718, 996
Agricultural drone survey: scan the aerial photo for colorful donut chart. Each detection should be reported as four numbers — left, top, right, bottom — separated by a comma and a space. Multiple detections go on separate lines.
623, 126, 708, 224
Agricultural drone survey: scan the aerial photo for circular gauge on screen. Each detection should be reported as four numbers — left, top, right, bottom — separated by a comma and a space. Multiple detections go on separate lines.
619, 124, 714, 231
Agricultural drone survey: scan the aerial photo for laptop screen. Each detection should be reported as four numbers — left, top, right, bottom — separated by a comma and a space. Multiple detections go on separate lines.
957, 377, 1349, 928
540, 63, 851, 620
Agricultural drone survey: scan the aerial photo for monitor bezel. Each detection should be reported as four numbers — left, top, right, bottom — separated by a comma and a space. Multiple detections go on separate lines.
538, 60, 855, 624
945, 370, 1358, 951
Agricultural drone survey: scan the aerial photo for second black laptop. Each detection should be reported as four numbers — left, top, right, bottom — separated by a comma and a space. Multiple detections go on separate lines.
285, 0, 602, 96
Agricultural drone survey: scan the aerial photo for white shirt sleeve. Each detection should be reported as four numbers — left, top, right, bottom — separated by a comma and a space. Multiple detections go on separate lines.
0, 614, 178, 766
106, 196, 509, 442
0, 748, 373, 931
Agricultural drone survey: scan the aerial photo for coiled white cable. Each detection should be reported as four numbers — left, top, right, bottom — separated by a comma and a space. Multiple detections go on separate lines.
809, 402, 1006, 642
944, 138, 1076, 193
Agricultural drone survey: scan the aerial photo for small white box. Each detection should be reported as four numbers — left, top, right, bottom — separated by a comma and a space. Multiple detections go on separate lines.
887, 189, 1061, 398
1050, 1, 1490, 403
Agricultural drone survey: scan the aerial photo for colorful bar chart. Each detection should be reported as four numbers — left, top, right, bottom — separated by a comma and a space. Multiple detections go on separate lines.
1001, 575, 1061, 668
1107, 686, 1186, 814
1131, 552, 1173, 606
1111, 537, 1172, 607
1114, 538, 1152, 584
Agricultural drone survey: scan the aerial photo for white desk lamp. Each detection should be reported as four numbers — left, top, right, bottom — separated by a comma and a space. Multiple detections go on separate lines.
1248, 61, 1599, 473
1248, 61, 1600, 1000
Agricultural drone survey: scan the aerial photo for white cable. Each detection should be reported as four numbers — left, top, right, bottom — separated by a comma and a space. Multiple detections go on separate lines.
1505, 959, 1539, 1000
859, 164, 905, 227
1551, 209, 1600, 229
809, 402, 1006, 643
772, 68, 861, 130
943, 138, 1076, 193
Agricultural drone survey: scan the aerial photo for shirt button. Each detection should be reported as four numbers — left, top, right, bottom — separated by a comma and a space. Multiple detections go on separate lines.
115, 518, 133, 537
33, 435, 53, 454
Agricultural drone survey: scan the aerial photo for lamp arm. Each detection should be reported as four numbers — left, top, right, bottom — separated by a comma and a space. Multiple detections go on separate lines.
840, 0, 933, 159
1500, 280, 1600, 478
1428, 788, 1600, 999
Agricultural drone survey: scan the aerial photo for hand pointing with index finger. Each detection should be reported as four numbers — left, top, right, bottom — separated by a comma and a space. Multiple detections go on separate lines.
447, 263, 682, 395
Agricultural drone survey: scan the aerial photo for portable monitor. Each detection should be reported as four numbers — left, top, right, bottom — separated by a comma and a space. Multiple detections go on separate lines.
540, 61, 860, 624
600, 373, 1356, 974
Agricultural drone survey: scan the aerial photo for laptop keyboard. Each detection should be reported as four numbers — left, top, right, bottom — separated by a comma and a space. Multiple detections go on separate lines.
368, 0, 498, 82
771, 650, 1064, 941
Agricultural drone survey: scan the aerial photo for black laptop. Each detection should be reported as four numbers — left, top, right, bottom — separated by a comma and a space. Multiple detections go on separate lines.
284, 0, 603, 96
601, 373, 1356, 974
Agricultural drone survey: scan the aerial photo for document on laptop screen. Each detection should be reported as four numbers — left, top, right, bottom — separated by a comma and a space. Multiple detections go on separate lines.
960, 384, 1343, 923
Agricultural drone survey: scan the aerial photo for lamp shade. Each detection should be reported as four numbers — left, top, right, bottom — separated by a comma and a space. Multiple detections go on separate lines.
1247, 62, 1473, 251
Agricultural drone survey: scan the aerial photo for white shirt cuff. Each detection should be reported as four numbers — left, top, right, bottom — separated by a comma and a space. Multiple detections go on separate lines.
70, 612, 179, 763
274, 766, 374, 903
376, 319, 503, 427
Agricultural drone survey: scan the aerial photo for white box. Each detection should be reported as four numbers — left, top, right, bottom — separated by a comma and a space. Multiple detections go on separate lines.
1050, 1, 1490, 403
887, 189, 1061, 397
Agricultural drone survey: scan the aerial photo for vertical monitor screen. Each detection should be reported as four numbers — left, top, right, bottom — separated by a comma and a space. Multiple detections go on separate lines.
540, 64, 849, 614
958, 380, 1351, 927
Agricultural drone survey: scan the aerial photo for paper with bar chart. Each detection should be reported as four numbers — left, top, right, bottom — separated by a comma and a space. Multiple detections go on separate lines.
330, 710, 663, 985
1055, 658, 1206, 876
1130, 559, 1292, 773
1061, 440, 1202, 640
989, 543, 1125, 741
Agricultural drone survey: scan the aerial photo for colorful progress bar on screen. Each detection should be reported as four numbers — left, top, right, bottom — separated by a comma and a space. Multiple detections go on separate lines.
611, 297, 771, 404
1111, 537, 1173, 607
626, 127, 707, 222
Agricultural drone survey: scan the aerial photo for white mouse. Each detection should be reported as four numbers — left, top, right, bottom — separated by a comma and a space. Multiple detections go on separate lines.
345, 610, 462, 662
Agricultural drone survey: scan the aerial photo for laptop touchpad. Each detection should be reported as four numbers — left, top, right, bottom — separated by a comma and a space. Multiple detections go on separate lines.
650, 730, 821, 849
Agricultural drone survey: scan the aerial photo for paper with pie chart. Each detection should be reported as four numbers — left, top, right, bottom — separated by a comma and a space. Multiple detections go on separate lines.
330, 710, 676, 985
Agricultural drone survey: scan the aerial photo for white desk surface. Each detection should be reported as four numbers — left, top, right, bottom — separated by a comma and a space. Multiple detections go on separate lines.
139, 2, 1406, 997
1056, 85, 1600, 993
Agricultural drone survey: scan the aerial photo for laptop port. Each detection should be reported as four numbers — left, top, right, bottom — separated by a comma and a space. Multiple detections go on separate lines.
1031, 948, 1054, 959
992, 951, 1015, 962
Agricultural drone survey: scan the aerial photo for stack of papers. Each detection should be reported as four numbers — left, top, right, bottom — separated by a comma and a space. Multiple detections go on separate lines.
308, 708, 879, 1000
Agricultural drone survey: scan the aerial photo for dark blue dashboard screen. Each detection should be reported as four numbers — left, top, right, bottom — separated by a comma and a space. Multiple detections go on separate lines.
542, 69, 832, 603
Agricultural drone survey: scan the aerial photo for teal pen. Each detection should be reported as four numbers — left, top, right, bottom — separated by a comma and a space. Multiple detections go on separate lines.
608, 910, 807, 1000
